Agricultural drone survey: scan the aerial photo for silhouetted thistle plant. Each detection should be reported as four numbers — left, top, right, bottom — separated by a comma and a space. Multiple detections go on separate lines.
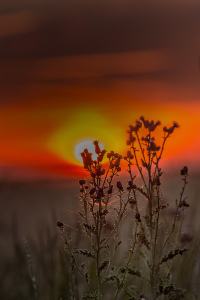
57, 117, 193, 300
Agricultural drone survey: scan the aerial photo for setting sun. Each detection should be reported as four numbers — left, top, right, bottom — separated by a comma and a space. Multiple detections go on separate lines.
74, 140, 104, 164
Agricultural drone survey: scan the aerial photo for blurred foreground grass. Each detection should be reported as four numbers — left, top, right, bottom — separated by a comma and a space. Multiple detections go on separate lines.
0, 172, 200, 299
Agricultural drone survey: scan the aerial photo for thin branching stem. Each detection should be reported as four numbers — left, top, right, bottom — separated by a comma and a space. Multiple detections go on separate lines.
162, 173, 188, 252
136, 131, 147, 164
132, 145, 148, 192
63, 232, 95, 298
114, 223, 139, 300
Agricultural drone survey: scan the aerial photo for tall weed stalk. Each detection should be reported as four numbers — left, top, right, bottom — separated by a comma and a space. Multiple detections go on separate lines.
58, 117, 193, 300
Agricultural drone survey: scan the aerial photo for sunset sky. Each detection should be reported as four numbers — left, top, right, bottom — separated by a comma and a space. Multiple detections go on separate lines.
0, 0, 200, 180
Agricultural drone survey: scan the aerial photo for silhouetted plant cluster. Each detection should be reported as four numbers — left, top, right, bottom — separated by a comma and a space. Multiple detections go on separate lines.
57, 116, 193, 300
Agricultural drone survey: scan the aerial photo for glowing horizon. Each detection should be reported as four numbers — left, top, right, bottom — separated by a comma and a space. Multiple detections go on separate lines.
0, 90, 199, 180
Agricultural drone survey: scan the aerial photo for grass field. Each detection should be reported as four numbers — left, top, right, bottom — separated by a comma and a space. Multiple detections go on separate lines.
1, 171, 200, 299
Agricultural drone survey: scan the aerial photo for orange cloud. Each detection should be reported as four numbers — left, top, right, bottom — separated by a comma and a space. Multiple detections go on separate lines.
35, 50, 172, 80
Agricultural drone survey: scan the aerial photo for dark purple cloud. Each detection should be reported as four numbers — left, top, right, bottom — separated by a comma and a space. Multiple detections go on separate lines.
0, 0, 199, 106
0, 0, 199, 58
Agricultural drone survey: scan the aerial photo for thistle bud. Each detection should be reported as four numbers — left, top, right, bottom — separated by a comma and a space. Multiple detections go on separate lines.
127, 150, 133, 159
114, 157, 121, 168
108, 185, 113, 194
79, 179, 86, 185
135, 212, 140, 220
93, 140, 101, 154
57, 221, 63, 228
89, 187, 96, 195
117, 181, 123, 191
107, 153, 111, 158
181, 166, 188, 176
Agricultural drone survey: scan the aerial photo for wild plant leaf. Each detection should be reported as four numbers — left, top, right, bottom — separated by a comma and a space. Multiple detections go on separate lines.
127, 268, 141, 277
83, 223, 96, 234
104, 274, 120, 287
98, 259, 109, 272
78, 211, 85, 219
75, 249, 95, 259
104, 275, 115, 282
82, 294, 97, 299
115, 240, 122, 251
160, 248, 189, 265
85, 272, 89, 283
165, 285, 173, 295
158, 283, 185, 296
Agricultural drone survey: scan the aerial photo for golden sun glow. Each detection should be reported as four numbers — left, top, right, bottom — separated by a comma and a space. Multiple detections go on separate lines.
0, 91, 199, 179
47, 108, 125, 166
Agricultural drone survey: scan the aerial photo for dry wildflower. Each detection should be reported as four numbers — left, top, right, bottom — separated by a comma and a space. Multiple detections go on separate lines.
178, 200, 189, 208
143, 119, 150, 129
80, 152, 86, 164
135, 212, 141, 222
127, 131, 136, 145
93, 140, 101, 154
152, 176, 161, 186
135, 212, 140, 219
147, 139, 160, 151
57, 221, 63, 228
97, 187, 104, 198
79, 179, 86, 185
163, 121, 180, 134
97, 149, 106, 162
127, 150, 134, 159
117, 181, 123, 191
90, 171, 96, 178
140, 116, 161, 132
129, 120, 142, 133
127, 181, 137, 190
129, 197, 136, 205
149, 120, 161, 131
81, 149, 93, 169
107, 151, 117, 159
114, 157, 121, 168
107, 185, 113, 194
181, 166, 188, 175
89, 187, 96, 195
95, 165, 105, 176
173, 121, 179, 128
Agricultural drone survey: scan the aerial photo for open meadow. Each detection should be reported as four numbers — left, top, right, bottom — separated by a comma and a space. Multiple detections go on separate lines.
1, 170, 200, 300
